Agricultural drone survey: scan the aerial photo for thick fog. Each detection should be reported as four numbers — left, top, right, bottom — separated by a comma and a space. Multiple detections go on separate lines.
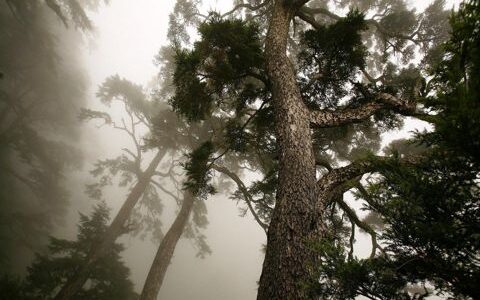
79, 2, 266, 298
0, 0, 464, 299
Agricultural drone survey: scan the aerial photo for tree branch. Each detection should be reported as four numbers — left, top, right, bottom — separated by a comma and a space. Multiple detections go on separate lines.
221, 0, 271, 18
211, 164, 268, 234
348, 218, 355, 260
335, 195, 383, 259
151, 180, 180, 204
309, 92, 417, 128
317, 154, 420, 194
296, 9, 323, 30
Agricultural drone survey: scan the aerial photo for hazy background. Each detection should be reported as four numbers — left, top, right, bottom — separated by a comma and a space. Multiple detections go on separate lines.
44, 0, 460, 299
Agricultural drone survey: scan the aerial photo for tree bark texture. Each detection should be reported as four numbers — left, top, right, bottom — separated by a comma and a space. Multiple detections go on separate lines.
257, 1, 327, 299
54, 149, 167, 300
139, 191, 196, 300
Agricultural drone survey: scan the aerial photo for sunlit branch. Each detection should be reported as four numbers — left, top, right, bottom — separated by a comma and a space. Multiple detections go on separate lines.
211, 164, 268, 234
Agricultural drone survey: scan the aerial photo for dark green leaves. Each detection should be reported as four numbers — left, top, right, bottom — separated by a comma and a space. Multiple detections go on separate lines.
299, 10, 367, 108
183, 141, 216, 197
171, 17, 264, 121
4, 204, 138, 300
171, 49, 212, 121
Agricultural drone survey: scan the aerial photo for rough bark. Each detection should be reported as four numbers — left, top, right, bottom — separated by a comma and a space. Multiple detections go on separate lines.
139, 191, 196, 300
54, 149, 167, 300
256, 1, 421, 297
309, 93, 416, 128
257, 1, 326, 299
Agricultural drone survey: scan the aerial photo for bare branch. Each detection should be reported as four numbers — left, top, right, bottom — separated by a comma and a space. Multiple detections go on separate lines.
348, 218, 355, 260
151, 180, 180, 204
211, 164, 268, 234
336, 195, 383, 258
122, 148, 138, 161
296, 9, 323, 30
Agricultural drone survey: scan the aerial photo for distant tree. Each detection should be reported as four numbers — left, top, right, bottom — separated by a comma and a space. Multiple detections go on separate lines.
0, 0, 104, 273
163, 0, 452, 298
55, 75, 211, 299
0, 203, 138, 300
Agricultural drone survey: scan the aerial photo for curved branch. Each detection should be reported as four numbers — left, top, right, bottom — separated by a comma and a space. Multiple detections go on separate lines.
309, 92, 417, 128
151, 180, 180, 204
296, 9, 323, 30
211, 164, 268, 234
335, 195, 383, 259
317, 154, 421, 194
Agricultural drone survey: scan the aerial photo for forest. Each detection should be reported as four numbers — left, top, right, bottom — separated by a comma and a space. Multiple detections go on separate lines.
0, 0, 478, 299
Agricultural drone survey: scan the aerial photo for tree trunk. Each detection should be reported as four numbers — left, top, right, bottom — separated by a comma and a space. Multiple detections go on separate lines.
139, 191, 196, 300
257, 1, 326, 299
54, 149, 167, 300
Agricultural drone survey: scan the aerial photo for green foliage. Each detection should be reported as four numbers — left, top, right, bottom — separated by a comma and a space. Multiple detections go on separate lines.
318, 2, 480, 299
299, 10, 367, 108
0, 203, 138, 300
224, 120, 249, 153
311, 236, 415, 300
423, 0, 480, 166
182, 141, 216, 197
366, 156, 480, 299
171, 17, 264, 121
171, 49, 213, 121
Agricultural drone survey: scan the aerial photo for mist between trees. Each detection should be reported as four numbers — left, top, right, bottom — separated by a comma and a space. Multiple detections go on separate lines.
1, 0, 478, 300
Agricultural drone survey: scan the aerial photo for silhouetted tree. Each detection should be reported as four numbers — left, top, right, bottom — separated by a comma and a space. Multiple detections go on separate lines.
0, 203, 138, 300
0, 0, 105, 273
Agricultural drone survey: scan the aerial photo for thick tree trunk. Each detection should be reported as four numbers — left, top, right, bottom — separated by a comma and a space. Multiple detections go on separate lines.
256, 1, 326, 299
139, 191, 196, 300
54, 149, 167, 300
